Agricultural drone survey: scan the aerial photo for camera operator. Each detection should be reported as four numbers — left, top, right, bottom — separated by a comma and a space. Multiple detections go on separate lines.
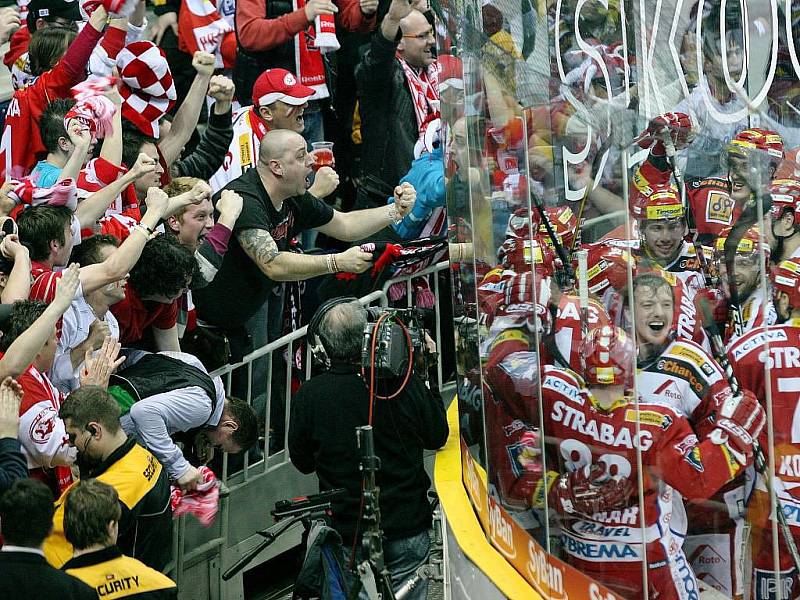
288, 299, 448, 600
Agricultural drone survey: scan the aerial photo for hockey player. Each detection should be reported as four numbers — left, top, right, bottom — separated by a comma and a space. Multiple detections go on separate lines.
626, 184, 706, 294
630, 271, 747, 598
765, 178, 800, 263
580, 240, 709, 348
541, 326, 764, 599
728, 258, 800, 598
713, 224, 775, 344
635, 114, 783, 245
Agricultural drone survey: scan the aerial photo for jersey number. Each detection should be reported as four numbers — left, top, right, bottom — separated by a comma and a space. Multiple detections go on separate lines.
559, 439, 632, 479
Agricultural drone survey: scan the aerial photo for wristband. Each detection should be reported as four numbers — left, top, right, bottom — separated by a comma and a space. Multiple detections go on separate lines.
387, 204, 402, 225
326, 254, 339, 273
133, 225, 152, 238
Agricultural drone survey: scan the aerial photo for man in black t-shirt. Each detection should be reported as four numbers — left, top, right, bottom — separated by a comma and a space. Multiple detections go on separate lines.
194, 128, 416, 357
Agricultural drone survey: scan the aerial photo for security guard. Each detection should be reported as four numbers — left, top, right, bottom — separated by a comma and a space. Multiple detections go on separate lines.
61, 479, 177, 599
44, 386, 172, 571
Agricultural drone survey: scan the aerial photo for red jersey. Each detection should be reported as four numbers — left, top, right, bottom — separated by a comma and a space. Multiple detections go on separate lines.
728, 321, 800, 596
538, 366, 743, 600
110, 286, 178, 345
729, 321, 800, 526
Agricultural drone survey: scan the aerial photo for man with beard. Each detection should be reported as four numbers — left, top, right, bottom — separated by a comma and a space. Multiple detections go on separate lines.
635, 114, 783, 246
44, 386, 172, 571
618, 183, 706, 295
727, 257, 800, 598
713, 224, 775, 344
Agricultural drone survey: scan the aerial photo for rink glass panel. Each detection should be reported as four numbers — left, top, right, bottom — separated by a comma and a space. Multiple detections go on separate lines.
439, 0, 797, 597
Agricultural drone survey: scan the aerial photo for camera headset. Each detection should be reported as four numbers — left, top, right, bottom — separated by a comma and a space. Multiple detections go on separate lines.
307, 296, 360, 370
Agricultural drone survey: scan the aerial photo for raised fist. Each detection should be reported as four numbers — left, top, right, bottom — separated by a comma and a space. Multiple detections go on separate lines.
637, 112, 695, 156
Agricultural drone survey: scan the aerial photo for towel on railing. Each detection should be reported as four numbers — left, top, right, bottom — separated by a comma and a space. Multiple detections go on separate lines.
170, 466, 220, 526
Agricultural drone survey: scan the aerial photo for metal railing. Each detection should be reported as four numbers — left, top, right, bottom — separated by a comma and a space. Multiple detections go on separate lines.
167, 261, 452, 599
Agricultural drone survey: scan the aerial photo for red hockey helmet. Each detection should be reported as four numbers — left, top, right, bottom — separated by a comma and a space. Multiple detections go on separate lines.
629, 184, 684, 222
772, 258, 800, 308
714, 224, 770, 263
769, 178, 800, 228
537, 205, 578, 250
578, 242, 634, 295
727, 128, 784, 163
579, 325, 634, 387
504, 207, 539, 240
497, 236, 557, 276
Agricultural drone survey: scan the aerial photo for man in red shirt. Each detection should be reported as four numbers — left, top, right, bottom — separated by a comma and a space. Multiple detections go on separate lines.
110, 234, 196, 352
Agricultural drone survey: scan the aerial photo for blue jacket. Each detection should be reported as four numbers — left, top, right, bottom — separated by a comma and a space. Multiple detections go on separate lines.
390, 145, 445, 240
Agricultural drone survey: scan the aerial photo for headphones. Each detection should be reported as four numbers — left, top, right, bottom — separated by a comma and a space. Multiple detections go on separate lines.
307, 296, 359, 368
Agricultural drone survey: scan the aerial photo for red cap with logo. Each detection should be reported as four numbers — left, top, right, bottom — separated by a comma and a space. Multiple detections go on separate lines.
252, 69, 315, 107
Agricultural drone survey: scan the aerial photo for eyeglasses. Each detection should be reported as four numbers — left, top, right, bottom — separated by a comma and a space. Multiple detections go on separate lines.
403, 29, 435, 40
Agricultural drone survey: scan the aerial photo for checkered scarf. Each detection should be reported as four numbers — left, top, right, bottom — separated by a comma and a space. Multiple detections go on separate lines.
396, 55, 440, 135
117, 41, 177, 137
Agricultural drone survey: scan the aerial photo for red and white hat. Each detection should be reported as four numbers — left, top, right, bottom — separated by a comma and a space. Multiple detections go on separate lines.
252, 69, 314, 107
117, 41, 177, 138
437, 55, 464, 92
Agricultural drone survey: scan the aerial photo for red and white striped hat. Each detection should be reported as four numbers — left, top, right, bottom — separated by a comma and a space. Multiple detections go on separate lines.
117, 41, 176, 137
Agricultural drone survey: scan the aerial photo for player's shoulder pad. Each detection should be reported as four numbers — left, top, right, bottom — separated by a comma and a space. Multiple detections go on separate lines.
663, 339, 723, 381
728, 325, 791, 363
541, 366, 585, 404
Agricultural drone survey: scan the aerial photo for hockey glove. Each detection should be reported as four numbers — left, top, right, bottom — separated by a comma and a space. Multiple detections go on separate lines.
551, 464, 634, 518
636, 112, 695, 156
710, 389, 766, 465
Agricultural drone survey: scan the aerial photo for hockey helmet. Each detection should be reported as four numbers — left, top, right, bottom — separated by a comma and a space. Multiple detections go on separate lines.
629, 184, 684, 222
769, 178, 800, 228
772, 258, 800, 309
579, 325, 635, 387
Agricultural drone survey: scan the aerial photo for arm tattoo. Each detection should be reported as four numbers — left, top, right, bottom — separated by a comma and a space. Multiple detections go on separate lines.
238, 228, 279, 267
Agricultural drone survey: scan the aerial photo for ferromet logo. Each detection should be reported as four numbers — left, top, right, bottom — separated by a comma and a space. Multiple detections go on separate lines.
526, 539, 566, 600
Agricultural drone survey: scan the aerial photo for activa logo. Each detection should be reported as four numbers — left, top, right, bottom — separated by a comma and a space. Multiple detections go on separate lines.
526, 540, 566, 599
488, 501, 515, 558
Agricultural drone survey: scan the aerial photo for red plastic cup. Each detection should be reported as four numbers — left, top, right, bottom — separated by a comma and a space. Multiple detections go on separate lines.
311, 141, 335, 172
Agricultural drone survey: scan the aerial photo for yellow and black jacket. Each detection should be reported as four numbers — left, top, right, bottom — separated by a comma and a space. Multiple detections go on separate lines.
63, 546, 177, 599
44, 438, 173, 571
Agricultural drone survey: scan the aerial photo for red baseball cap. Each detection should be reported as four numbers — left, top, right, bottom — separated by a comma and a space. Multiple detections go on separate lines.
252, 69, 315, 107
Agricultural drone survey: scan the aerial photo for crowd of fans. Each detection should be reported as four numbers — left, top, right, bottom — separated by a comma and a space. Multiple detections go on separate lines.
0, 0, 446, 596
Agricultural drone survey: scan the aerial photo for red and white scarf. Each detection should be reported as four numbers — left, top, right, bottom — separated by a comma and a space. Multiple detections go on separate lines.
292, 0, 337, 100
178, 0, 236, 68
397, 56, 440, 134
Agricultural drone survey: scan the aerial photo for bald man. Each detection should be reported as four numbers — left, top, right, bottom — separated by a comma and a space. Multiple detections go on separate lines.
193, 128, 417, 358
355, 0, 439, 209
